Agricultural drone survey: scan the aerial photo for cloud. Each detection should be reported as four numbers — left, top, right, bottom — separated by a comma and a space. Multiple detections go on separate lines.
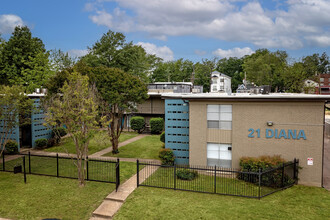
86, 0, 330, 49
136, 42, 174, 61
0, 14, 24, 34
213, 47, 254, 58
67, 49, 88, 58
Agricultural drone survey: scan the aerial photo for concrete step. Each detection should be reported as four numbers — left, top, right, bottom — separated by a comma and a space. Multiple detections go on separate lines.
92, 200, 123, 219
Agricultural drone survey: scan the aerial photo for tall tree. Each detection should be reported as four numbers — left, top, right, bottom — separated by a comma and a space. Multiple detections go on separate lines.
216, 57, 244, 92
302, 52, 330, 80
49, 49, 76, 73
193, 62, 212, 92
282, 62, 307, 93
0, 26, 52, 92
44, 72, 99, 186
93, 67, 148, 154
242, 49, 288, 92
0, 85, 33, 157
80, 30, 158, 82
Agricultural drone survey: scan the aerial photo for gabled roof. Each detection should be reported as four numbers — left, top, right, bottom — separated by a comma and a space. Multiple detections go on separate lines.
211, 71, 231, 79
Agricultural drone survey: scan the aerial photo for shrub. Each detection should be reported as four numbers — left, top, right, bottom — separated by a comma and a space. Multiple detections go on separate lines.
176, 169, 198, 180
160, 131, 165, 143
35, 138, 48, 149
130, 116, 145, 133
5, 140, 18, 154
238, 155, 294, 188
52, 127, 67, 138
150, 118, 164, 134
47, 138, 57, 148
159, 148, 175, 165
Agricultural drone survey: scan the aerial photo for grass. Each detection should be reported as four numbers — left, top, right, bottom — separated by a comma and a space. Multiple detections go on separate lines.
114, 185, 330, 220
141, 166, 274, 197
104, 135, 162, 159
44, 131, 138, 155
0, 172, 113, 220
2, 155, 138, 184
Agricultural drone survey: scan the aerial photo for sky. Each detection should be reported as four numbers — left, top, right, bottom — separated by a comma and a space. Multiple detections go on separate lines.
1, 0, 330, 62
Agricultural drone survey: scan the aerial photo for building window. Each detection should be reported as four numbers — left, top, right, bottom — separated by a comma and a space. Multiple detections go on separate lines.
207, 105, 232, 130
220, 78, 224, 82
320, 78, 324, 82
212, 86, 217, 92
207, 143, 232, 168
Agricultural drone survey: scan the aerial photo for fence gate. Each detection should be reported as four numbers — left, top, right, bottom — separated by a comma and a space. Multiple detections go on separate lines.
323, 121, 330, 190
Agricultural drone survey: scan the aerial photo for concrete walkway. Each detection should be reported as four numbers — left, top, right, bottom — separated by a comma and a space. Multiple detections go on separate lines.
90, 134, 149, 157
91, 164, 159, 219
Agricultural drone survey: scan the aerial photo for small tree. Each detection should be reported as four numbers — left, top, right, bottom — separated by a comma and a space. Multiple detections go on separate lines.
44, 72, 99, 186
130, 116, 145, 133
0, 85, 33, 157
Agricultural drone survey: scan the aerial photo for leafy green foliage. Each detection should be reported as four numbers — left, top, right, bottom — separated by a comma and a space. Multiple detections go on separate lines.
238, 155, 294, 188
0, 85, 33, 157
0, 26, 53, 92
159, 148, 175, 165
216, 57, 244, 92
35, 138, 48, 149
176, 169, 198, 180
150, 118, 164, 134
160, 131, 165, 143
92, 66, 148, 153
80, 30, 159, 82
52, 127, 67, 138
44, 72, 99, 186
130, 116, 145, 133
5, 140, 18, 154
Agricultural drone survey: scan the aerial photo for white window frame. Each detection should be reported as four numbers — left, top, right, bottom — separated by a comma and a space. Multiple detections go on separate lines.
207, 143, 232, 168
207, 105, 232, 130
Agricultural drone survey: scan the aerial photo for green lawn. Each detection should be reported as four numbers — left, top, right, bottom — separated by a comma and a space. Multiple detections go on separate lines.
104, 135, 162, 159
141, 166, 275, 197
2, 155, 138, 184
45, 131, 138, 155
114, 185, 330, 220
0, 172, 113, 220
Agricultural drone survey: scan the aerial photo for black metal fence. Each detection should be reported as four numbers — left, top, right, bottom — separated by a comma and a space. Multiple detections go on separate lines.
137, 159, 299, 199
1, 152, 120, 191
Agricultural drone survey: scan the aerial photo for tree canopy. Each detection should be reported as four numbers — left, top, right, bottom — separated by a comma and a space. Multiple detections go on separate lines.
0, 26, 52, 92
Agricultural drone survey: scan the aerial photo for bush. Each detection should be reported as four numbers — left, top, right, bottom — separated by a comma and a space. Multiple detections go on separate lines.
47, 138, 57, 148
159, 148, 175, 165
150, 118, 164, 134
130, 116, 145, 133
35, 138, 48, 149
176, 169, 198, 180
238, 155, 294, 188
160, 131, 165, 143
5, 140, 18, 154
52, 127, 67, 138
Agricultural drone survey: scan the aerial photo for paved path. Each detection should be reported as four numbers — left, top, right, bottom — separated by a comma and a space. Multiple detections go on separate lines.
90, 134, 149, 157
91, 164, 159, 220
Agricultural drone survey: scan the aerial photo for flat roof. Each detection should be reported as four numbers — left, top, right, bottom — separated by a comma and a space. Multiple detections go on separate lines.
149, 82, 193, 85
161, 93, 330, 102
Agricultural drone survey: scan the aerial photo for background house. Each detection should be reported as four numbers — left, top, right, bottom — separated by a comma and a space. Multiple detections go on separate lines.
210, 71, 232, 94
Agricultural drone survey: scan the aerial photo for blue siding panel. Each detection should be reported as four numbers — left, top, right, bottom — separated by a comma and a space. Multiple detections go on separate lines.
31, 99, 52, 148
165, 99, 189, 165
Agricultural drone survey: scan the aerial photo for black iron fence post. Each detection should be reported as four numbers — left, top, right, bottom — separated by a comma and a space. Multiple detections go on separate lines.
174, 164, 176, 190
293, 158, 297, 183
258, 168, 262, 199
56, 153, 59, 177
116, 158, 120, 192
214, 165, 217, 194
86, 156, 89, 181
281, 163, 285, 188
2, 151, 5, 171
23, 156, 26, 184
137, 160, 139, 188
28, 151, 31, 174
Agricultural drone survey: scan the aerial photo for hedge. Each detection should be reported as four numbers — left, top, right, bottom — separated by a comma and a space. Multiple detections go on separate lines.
130, 116, 145, 133
150, 118, 164, 134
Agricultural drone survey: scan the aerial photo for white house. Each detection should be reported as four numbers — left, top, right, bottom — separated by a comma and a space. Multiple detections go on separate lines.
210, 71, 232, 94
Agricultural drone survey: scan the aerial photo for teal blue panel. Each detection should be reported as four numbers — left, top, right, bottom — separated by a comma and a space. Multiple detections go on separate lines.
0, 109, 20, 151
31, 98, 52, 148
165, 99, 189, 165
